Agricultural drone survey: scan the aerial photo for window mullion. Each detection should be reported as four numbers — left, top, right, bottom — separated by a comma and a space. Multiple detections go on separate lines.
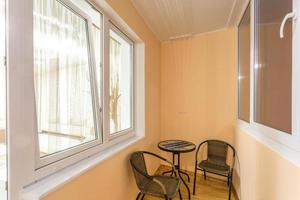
292, 0, 300, 146
102, 15, 111, 143
87, 20, 102, 143
249, 0, 255, 124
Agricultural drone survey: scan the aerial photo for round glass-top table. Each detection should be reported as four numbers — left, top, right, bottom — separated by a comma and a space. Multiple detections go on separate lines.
158, 140, 196, 153
158, 140, 196, 200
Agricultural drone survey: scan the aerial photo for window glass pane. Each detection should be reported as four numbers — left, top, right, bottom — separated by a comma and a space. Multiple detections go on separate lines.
0, 0, 6, 198
238, 4, 250, 122
255, 0, 292, 133
109, 29, 133, 134
73, 0, 102, 104
34, 0, 98, 157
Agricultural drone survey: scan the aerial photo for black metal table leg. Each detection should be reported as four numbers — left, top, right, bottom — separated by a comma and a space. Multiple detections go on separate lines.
179, 170, 190, 182
162, 153, 175, 176
162, 169, 174, 176
176, 153, 191, 200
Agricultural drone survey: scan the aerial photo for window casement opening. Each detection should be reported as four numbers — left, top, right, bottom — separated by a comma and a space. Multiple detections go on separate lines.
32, 0, 136, 169
8, 0, 144, 198
33, 0, 103, 167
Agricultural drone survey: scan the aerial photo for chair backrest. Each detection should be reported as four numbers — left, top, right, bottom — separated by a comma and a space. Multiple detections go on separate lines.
207, 140, 228, 166
130, 151, 151, 191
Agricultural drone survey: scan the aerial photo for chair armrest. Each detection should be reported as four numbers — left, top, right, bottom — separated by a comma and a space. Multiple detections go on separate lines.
141, 151, 177, 175
153, 178, 167, 195
195, 141, 207, 163
130, 158, 151, 179
228, 144, 236, 169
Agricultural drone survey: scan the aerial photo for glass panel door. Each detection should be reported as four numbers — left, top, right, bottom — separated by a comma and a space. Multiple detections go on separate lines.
0, 0, 7, 199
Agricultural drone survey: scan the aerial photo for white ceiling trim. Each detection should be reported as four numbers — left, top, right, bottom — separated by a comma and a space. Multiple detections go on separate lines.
163, 27, 227, 43
132, 0, 249, 41
226, 0, 238, 27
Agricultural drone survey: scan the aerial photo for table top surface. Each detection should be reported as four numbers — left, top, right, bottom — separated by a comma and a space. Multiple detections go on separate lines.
158, 139, 196, 153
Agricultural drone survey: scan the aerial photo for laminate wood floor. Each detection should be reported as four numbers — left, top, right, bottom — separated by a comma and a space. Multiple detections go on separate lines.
144, 165, 236, 200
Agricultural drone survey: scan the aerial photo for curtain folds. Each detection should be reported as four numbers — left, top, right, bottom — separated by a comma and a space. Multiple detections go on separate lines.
34, 0, 97, 155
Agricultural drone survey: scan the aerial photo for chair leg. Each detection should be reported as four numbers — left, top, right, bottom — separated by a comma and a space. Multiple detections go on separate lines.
141, 194, 145, 200
193, 162, 198, 195
204, 170, 207, 180
179, 189, 183, 200
136, 192, 141, 200
228, 171, 233, 200
229, 181, 232, 200
227, 172, 230, 186
164, 195, 169, 200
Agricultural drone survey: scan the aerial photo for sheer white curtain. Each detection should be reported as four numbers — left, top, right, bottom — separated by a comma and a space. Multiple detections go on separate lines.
0, 0, 5, 131
34, 0, 96, 155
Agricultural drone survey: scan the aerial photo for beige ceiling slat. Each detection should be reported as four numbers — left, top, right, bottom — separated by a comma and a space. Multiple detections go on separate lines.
132, 0, 248, 41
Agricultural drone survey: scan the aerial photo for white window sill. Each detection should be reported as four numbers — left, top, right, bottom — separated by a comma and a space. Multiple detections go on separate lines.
237, 120, 300, 167
20, 135, 144, 200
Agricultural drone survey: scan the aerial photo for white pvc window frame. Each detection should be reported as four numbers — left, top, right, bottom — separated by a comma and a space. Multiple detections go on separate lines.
33, 0, 138, 169
237, 2, 251, 123
106, 22, 135, 140
34, 0, 103, 169
8, 0, 144, 199
33, 0, 138, 168
237, 0, 300, 164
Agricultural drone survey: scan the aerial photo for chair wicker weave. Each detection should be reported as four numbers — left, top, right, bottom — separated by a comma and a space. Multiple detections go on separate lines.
130, 151, 182, 200
193, 140, 236, 200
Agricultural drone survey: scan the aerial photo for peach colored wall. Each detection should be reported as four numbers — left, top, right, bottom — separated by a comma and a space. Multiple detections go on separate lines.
234, 128, 300, 200
160, 29, 237, 171
43, 0, 161, 199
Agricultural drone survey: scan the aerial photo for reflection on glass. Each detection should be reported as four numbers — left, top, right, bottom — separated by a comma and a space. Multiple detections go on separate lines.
238, 4, 250, 122
109, 29, 132, 134
92, 25, 102, 105
255, 0, 292, 133
34, 0, 98, 157
0, 0, 6, 199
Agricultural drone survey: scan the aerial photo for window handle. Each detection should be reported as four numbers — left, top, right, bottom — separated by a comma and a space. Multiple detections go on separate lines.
280, 11, 297, 38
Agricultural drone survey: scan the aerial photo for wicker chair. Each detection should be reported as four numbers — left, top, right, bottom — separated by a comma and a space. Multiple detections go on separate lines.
193, 140, 236, 200
130, 151, 182, 200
